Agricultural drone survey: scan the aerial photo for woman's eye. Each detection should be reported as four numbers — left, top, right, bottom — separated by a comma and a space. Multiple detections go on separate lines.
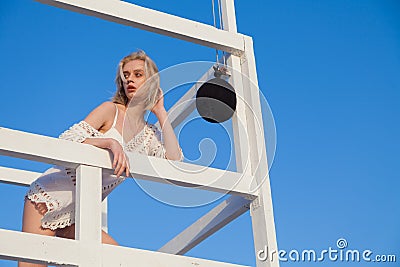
135, 73, 143, 77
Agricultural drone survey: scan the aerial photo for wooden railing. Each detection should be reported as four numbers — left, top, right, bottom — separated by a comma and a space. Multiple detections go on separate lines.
0, 127, 253, 266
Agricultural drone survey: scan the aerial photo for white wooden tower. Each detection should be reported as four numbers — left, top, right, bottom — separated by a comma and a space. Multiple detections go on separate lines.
0, 0, 279, 266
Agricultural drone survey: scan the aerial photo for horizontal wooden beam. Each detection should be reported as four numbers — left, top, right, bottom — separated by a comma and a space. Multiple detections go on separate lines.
0, 229, 79, 266
0, 166, 40, 186
102, 243, 250, 267
0, 127, 257, 198
0, 229, 250, 266
36, 0, 246, 56
0, 127, 111, 169
126, 152, 255, 198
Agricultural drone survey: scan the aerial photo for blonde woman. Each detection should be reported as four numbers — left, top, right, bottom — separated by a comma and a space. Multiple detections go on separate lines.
20, 50, 183, 267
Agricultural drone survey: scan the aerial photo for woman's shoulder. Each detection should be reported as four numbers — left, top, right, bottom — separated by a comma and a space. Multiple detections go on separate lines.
83, 101, 117, 130
88, 101, 118, 117
96, 101, 116, 112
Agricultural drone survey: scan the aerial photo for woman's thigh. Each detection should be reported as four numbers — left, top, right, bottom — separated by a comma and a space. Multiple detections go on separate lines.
56, 224, 118, 245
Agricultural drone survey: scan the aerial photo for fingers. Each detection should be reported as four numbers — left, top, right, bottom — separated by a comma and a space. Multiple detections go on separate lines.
114, 153, 124, 178
113, 155, 118, 169
110, 140, 130, 178
113, 151, 130, 178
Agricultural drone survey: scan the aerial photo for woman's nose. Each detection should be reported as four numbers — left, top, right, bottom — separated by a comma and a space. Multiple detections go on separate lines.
126, 74, 134, 83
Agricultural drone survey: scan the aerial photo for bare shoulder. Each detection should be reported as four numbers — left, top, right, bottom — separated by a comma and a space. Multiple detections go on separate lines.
83, 101, 117, 131
97, 101, 116, 113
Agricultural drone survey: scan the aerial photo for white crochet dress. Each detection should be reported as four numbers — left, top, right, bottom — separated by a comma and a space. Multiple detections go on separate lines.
25, 106, 174, 230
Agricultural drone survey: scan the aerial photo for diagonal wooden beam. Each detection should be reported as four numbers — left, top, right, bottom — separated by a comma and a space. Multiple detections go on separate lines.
158, 196, 251, 255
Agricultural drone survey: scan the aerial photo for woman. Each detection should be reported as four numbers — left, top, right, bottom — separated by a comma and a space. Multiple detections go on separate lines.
20, 50, 183, 267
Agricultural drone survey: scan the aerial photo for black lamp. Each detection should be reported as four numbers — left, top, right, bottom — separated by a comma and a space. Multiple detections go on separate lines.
196, 65, 237, 123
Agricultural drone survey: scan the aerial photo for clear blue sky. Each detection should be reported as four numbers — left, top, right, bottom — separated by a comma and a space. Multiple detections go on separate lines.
0, 0, 399, 266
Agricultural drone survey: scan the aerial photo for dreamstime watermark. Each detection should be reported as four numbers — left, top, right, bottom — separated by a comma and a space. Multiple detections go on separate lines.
257, 238, 397, 263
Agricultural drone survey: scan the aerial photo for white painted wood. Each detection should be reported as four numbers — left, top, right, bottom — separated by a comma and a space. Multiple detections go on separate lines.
0, 166, 40, 186
36, 0, 246, 56
229, 56, 252, 177
0, 127, 112, 169
102, 199, 108, 233
0, 127, 256, 198
219, 0, 252, 184
240, 36, 279, 267
75, 165, 102, 266
102, 243, 250, 267
221, 0, 238, 33
0, 229, 79, 266
0, 228, 251, 267
125, 151, 255, 198
0, 2, 280, 267
158, 196, 251, 255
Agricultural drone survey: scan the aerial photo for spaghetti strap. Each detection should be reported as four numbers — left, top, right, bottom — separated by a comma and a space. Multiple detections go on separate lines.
112, 104, 119, 128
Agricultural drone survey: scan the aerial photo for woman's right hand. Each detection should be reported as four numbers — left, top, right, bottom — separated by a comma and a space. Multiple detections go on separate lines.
83, 137, 130, 177
108, 138, 130, 178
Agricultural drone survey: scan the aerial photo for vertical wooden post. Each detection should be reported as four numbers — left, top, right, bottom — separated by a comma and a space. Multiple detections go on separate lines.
221, 1, 279, 265
240, 36, 279, 267
75, 165, 102, 266
221, 0, 252, 179
102, 199, 108, 233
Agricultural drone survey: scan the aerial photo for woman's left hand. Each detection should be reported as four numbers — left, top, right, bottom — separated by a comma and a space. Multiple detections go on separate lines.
151, 88, 166, 117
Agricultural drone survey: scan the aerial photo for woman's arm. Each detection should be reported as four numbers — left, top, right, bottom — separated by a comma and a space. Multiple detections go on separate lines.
151, 90, 183, 161
70, 102, 129, 177
83, 137, 129, 177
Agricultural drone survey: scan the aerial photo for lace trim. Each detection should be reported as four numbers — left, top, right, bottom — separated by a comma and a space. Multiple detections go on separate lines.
59, 121, 183, 160
42, 208, 75, 230
125, 124, 152, 153
148, 124, 184, 160
26, 181, 60, 213
25, 182, 74, 230
124, 123, 183, 160
59, 121, 102, 143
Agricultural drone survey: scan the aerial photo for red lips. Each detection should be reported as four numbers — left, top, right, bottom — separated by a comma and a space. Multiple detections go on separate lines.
127, 85, 136, 92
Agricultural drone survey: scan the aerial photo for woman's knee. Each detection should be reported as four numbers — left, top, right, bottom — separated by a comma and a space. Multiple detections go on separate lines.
55, 224, 119, 245
102, 230, 119, 246
56, 224, 75, 239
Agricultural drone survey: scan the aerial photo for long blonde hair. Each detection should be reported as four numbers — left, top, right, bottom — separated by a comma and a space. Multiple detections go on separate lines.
113, 50, 160, 110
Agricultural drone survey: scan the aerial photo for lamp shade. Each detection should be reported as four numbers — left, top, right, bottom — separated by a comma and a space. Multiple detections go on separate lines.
196, 77, 237, 123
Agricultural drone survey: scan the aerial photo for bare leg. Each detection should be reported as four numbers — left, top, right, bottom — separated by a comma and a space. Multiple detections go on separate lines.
19, 199, 118, 267
19, 199, 55, 267
56, 224, 119, 245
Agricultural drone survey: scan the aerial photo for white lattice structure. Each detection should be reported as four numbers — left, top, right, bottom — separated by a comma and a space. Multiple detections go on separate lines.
0, 0, 279, 266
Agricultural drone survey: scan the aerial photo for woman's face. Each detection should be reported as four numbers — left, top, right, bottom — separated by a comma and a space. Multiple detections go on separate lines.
122, 59, 147, 101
